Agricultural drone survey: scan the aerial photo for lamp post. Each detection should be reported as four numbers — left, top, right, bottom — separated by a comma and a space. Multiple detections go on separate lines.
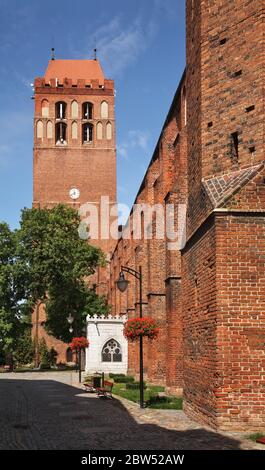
67, 313, 81, 382
116, 265, 144, 408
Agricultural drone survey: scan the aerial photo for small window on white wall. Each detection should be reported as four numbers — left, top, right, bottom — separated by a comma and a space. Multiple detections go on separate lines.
47, 121, 53, 139
97, 122, 103, 140
41, 100, 49, 118
102, 339, 122, 362
37, 120, 43, 138
101, 100, 108, 119
106, 122, 112, 140
71, 100, 78, 119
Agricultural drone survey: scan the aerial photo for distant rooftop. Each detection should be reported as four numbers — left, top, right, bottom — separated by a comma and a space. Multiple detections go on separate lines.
44, 59, 105, 85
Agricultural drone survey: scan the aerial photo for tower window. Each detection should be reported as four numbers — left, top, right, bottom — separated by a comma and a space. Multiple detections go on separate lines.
82, 102, 93, 120
101, 101, 109, 119
83, 123, 93, 143
56, 101, 66, 119
55, 122, 67, 145
106, 121, 112, 140
96, 121, 103, 140
41, 99, 49, 118
71, 100, 78, 119
36, 120, 44, 139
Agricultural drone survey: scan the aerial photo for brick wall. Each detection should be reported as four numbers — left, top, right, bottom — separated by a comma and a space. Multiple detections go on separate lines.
109, 75, 188, 388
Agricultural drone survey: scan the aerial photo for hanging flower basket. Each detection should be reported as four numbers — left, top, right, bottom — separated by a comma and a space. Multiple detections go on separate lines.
124, 317, 160, 342
70, 336, 89, 350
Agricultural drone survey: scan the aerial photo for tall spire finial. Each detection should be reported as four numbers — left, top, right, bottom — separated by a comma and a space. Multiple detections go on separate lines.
94, 48, 97, 60
51, 47, 55, 61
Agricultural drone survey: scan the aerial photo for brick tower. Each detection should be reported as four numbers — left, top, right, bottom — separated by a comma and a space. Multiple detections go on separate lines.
183, 0, 264, 430
32, 56, 117, 362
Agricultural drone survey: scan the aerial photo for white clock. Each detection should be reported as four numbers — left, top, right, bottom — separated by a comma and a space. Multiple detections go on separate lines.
69, 188, 80, 200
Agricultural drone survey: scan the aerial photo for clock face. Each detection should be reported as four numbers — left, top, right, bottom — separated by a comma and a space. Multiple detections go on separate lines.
69, 188, 80, 200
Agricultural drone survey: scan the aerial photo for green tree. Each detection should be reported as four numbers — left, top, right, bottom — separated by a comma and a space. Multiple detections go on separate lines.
0, 223, 28, 356
13, 329, 34, 365
16, 204, 108, 344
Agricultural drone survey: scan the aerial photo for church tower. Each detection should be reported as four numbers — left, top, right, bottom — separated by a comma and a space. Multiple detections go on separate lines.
33, 55, 116, 255
32, 55, 117, 362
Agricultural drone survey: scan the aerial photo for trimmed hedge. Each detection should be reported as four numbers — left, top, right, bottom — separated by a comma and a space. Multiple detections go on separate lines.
109, 373, 135, 383
126, 381, 147, 390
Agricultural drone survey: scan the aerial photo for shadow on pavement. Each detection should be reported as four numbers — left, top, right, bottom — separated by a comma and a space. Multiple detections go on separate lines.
0, 377, 244, 450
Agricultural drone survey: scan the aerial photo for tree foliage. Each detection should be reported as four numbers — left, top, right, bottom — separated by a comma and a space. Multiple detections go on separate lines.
0, 204, 110, 356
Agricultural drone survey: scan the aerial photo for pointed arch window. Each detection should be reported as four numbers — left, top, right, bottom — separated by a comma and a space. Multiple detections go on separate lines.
72, 121, 78, 140
71, 100, 78, 119
56, 101, 67, 119
82, 102, 93, 120
41, 99, 49, 118
102, 339, 122, 362
47, 120, 53, 139
106, 121, 112, 140
36, 120, 43, 139
83, 123, 93, 143
97, 122, 103, 140
101, 101, 108, 119
55, 122, 67, 145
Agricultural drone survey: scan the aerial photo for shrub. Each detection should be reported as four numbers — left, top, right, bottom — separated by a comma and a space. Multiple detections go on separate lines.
126, 381, 146, 390
14, 330, 34, 365
114, 375, 135, 384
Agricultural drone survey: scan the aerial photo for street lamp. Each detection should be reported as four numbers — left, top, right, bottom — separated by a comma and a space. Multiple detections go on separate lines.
67, 313, 74, 334
116, 265, 144, 408
67, 313, 81, 381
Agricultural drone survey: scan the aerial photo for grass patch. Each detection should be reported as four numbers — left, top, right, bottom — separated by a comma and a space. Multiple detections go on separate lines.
248, 433, 265, 442
112, 383, 165, 403
148, 396, 183, 410
112, 383, 182, 409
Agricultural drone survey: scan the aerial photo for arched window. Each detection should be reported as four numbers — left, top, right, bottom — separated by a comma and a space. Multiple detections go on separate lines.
72, 121, 78, 140
102, 339, 122, 362
83, 123, 93, 143
47, 120, 53, 139
66, 348, 73, 362
55, 122, 67, 145
41, 99, 49, 118
56, 101, 67, 119
71, 100, 78, 119
36, 120, 43, 139
106, 121, 112, 140
97, 122, 103, 140
82, 102, 93, 120
101, 101, 108, 119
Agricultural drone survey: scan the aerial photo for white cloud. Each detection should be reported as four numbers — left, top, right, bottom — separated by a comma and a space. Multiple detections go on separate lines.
69, 1, 174, 78
117, 129, 150, 160
129, 130, 150, 151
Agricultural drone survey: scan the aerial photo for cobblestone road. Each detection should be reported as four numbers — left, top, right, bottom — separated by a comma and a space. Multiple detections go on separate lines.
0, 372, 263, 450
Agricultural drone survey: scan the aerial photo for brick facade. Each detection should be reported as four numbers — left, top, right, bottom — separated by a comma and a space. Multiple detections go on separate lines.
109, 0, 264, 430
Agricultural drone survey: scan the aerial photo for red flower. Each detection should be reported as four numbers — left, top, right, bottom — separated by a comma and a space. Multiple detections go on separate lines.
70, 336, 89, 350
124, 317, 160, 342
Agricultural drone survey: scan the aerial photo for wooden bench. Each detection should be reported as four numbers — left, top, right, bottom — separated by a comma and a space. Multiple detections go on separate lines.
96, 380, 113, 399
83, 382, 96, 393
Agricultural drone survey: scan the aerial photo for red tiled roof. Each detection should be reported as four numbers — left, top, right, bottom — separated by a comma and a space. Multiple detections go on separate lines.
44, 59, 105, 85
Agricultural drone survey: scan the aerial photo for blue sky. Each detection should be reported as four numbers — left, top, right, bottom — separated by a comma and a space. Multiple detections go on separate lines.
0, 0, 186, 228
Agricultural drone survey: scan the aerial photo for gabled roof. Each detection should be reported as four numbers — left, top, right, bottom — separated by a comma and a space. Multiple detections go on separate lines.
44, 59, 105, 85
203, 162, 265, 208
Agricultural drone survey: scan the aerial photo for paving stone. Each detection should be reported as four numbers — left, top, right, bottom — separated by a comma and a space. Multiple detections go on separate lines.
0, 371, 263, 450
